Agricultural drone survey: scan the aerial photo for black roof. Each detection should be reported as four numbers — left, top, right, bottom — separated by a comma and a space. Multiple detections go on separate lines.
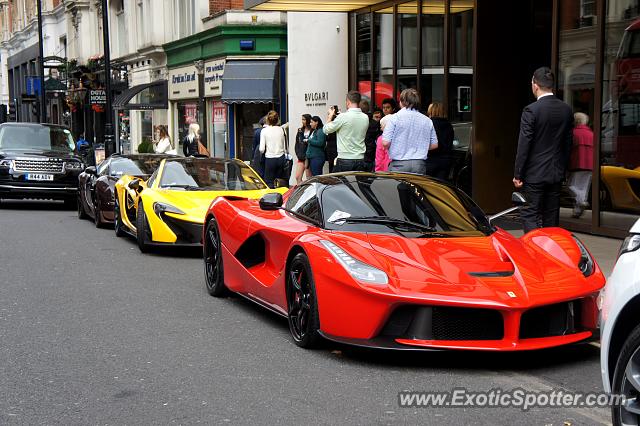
0, 122, 71, 130
305, 171, 449, 188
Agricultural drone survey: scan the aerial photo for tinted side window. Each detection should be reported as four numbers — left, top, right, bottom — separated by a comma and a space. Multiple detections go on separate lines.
97, 159, 109, 176
285, 184, 322, 224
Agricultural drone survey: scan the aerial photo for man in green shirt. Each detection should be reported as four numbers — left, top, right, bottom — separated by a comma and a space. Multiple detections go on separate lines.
323, 91, 370, 172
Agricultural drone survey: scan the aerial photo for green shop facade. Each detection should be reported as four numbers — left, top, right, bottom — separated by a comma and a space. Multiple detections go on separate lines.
163, 23, 287, 160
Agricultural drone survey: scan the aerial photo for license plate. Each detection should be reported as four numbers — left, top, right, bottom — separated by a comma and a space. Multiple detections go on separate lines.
26, 173, 54, 181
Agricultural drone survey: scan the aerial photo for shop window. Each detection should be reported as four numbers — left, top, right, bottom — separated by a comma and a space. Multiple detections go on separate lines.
176, 101, 200, 152
450, 0, 473, 67
557, 0, 597, 227
598, 2, 640, 231
370, 8, 394, 108
397, 2, 418, 92
356, 12, 372, 98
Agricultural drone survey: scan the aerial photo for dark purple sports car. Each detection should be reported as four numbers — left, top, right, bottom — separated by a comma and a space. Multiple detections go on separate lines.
78, 154, 173, 227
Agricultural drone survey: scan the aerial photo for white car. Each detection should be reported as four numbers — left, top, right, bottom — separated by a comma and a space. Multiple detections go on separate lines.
601, 218, 640, 425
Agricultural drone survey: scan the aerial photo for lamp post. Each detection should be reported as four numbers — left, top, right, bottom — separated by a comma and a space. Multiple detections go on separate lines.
194, 60, 207, 147
36, 0, 46, 122
101, 0, 115, 157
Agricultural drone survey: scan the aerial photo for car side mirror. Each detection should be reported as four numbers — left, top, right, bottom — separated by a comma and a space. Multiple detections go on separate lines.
259, 192, 283, 210
488, 192, 528, 223
84, 166, 97, 175
511, 192, 527, 206
127, 179, 140, 191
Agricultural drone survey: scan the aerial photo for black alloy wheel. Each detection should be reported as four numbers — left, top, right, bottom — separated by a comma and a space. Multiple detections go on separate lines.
114, 199, 126, 237
612, 324, 640, 426
135, 201, 151, 253
203, 217, 227, 297
63, 197, 77, 210
77, 194, 88, 219
286, 253, 321, 348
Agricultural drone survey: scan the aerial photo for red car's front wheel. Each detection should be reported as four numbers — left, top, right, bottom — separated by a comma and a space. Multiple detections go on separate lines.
204, 217, 227, 297
287, 253, 321, 348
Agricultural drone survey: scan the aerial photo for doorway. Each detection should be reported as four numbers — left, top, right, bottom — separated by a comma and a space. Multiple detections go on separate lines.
473, 0, 553, 213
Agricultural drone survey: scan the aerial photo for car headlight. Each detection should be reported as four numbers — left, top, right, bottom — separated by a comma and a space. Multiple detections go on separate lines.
572, 235, 594, 277
153, 202, 185, 216
0, 159, 13, 168
619, 234, 640, 258
64, 161, 84, 171
320, 240, 388, 285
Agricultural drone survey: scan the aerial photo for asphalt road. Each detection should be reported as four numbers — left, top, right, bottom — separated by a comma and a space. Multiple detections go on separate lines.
0, 200, 612, 425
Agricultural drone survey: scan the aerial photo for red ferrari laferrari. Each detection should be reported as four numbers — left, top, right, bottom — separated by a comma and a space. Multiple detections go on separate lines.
202, 172, 605, 351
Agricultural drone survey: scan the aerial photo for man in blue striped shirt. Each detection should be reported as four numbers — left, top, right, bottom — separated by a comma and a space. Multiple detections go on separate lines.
381, 89, 438, 174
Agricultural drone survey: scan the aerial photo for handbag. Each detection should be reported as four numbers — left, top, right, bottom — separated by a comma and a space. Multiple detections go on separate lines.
197, 140, 210, 157
280, 127, 293, 181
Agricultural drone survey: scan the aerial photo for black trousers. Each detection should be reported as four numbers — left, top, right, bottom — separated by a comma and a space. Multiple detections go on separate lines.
520, 182, 562, 233
264, 155, 285, 188
333, 158, 368, 173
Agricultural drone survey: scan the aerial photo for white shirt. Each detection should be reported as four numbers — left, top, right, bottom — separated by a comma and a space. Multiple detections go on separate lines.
154, 137, 173, 153
259, 125, 286, 158
537, 92, 553, 100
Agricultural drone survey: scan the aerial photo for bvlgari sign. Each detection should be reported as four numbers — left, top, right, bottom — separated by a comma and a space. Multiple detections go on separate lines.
168, 65, 198, 101
304, 91, 329, 107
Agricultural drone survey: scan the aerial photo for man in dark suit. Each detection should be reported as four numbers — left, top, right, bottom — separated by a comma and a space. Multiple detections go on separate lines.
513, 67, 574, 233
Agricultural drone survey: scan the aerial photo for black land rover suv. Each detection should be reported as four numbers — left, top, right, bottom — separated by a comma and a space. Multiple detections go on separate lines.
0, 123, 83, 206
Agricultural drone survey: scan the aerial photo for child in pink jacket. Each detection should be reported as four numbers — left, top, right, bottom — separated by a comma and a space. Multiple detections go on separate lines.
375, 114, 392, 172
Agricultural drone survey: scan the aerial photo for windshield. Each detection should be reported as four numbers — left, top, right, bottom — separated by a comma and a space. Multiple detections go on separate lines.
159, 160, 267, 191
321, 176, 492, 236
110, 157, 162, 177
0, 125, 75, 152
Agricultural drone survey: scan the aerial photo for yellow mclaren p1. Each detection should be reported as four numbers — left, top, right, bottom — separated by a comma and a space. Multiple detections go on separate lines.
114, 157, 287, 252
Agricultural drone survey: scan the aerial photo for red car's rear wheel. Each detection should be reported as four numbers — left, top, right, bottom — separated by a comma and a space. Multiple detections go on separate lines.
287, 253, 321, 348
204, 217, 227, 297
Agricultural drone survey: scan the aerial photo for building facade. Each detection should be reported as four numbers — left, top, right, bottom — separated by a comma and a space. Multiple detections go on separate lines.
163, 10, 287, 160
247, 0, 640, 238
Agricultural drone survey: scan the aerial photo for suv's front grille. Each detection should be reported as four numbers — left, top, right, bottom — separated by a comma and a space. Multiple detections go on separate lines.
14, 158, 64, 173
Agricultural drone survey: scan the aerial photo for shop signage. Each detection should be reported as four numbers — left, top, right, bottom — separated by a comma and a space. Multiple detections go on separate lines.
168, 65, 199, 101
212, 101, 226, 124
204, 59, 225, 97
89, 89, 107, 105
304, 91, 329, 108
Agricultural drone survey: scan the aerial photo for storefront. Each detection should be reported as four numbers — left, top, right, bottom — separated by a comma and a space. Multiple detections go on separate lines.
112, 80, 169, 154
163, 11, 287, 160
247, 0, 640, 238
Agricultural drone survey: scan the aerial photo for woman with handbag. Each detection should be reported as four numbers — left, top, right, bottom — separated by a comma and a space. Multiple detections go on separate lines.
306, 116, 326, 176
259, 110, 287, 188
183, 123, 209, 157
294, 114, 312, 184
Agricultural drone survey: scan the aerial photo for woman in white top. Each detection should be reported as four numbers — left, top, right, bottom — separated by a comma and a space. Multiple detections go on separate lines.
259, 110, 287, 188
154, 125, 176, 154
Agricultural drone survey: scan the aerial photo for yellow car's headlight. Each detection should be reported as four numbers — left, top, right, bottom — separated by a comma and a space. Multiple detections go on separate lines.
153, 202, 185, 216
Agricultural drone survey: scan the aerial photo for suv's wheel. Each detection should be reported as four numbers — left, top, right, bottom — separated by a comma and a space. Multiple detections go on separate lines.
136, 201, 151, 253
286, 252, 321, 348
203, 217, 228, 297
63, 197, 76, 210
114, 199, 126, 237
612, 323, 640, 426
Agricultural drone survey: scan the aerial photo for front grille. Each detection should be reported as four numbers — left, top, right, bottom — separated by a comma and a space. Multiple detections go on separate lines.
380, 306, 504, 341
520, 300, 582, 339
14, 158, 64, 173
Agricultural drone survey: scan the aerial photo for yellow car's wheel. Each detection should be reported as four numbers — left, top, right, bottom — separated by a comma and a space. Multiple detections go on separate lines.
136, 201, 151, 253
114, 199, 126, 237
